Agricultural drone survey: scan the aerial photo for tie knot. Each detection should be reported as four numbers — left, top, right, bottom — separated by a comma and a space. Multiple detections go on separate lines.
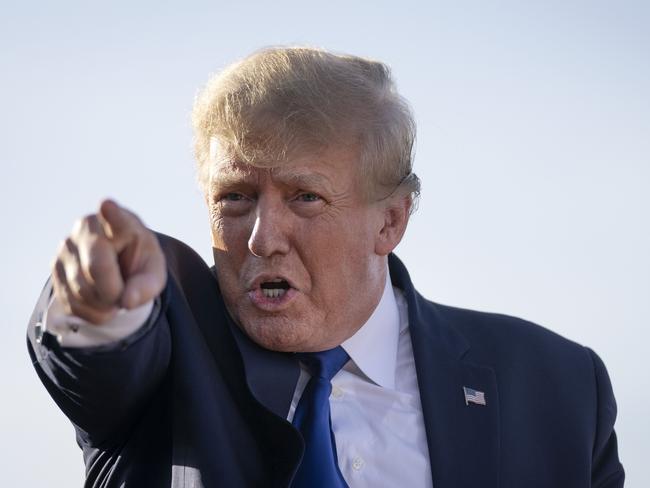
297, 346, 350, 381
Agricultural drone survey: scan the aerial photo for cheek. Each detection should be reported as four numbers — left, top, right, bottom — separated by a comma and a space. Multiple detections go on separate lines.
324, 214, 377, 257
211, 228, 225, 251
210, 215, 253, 253
302, 217, 375, 290
209, 212, 227, 250
210, 217, 253, 295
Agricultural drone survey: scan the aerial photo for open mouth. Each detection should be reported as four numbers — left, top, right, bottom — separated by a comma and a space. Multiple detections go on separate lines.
248, 275, 297, 310
259, 279, 291, 299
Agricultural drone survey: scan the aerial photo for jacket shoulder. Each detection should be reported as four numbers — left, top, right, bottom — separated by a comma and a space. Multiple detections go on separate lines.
428, 299, 589, 363
423, 299, 624, 485
154, 232, 218, 292
156, 232, 210, 272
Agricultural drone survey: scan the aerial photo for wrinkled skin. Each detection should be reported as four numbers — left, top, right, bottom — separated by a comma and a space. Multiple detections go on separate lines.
207, 144, 411, 352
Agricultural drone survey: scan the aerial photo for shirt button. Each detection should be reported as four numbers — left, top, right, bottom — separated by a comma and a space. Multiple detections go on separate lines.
352, 457, 365, 471
331, 385, 344, 399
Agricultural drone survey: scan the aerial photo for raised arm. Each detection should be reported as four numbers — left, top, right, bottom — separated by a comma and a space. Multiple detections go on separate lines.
27, 200, 170, 448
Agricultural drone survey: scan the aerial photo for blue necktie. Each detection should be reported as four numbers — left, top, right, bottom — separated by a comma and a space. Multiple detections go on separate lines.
292, 346, 350, 488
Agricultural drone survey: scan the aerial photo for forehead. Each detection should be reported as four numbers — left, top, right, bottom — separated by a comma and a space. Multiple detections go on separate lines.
208, 145, 361, 191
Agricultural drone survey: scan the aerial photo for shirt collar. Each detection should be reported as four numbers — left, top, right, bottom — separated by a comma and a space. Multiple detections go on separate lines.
341, 267, 400, 390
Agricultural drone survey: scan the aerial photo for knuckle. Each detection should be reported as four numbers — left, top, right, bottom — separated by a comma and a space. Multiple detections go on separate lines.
64, 237, 77, 253
80, 229, 106, 251
71, 217, 86, 236
85, 234, 109, 257
52, 258, 67, 282
72, 214, 96, 233
51, 256, 62, 274
71, 219, 82, 235
83, 213, 98, 224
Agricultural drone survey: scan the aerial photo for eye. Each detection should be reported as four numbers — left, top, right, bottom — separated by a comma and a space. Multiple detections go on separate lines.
294, 192, 321, 203
222, 192, 247, 202
211, 191, 253, 217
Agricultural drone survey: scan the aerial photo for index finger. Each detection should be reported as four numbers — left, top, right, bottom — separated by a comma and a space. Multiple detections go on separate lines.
98, 199, 144, 249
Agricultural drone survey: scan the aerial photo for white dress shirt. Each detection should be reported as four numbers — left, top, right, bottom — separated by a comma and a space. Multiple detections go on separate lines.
44, 272, 433, 487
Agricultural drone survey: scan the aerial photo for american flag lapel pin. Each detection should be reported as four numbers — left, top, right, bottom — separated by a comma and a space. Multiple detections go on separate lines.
463, 386, 487, 406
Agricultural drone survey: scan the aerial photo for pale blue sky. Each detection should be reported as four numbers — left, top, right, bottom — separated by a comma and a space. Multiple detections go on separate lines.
2, 1, 648, 485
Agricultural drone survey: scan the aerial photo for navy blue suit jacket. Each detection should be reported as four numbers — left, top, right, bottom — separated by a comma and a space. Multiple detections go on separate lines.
28, 234, 624, 487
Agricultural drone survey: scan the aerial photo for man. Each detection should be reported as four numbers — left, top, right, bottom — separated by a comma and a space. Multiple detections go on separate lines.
27, 47, 624, 487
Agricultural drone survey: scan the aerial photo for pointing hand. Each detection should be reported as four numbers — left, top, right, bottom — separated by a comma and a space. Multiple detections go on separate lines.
51, 199, 167, 324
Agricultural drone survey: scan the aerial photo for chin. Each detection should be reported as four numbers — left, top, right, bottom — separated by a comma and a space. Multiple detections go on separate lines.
238, 315, 309, 352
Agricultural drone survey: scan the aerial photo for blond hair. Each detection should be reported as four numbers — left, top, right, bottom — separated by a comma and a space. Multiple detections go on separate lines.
192, 46, 419, 201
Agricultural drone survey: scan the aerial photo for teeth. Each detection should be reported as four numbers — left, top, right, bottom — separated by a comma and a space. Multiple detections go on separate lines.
262, 288, 287, 299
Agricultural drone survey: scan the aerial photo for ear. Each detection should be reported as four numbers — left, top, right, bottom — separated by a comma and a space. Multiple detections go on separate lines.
374, 195, 412, 256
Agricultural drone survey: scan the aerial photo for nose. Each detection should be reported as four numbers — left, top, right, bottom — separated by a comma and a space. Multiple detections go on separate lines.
247, 199, 291, 258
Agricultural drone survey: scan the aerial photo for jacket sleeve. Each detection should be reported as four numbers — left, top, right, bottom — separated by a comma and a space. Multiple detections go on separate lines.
26, 277, 172, 449
586, 347, 625, 488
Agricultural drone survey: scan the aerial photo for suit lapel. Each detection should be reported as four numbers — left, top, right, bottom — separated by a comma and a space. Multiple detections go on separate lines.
389, 255, 500, 488
229, 318, 301, 419
205, 266, 304, 486
227, 317, 306, 487
412, 345, 500, 488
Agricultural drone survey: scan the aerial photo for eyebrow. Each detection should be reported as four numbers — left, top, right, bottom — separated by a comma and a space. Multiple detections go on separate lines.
270, 169, 335, 191
209, 171, 255, 190
209, 167, 336, 193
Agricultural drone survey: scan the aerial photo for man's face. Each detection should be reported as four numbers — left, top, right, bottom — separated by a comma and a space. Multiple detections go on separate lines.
207, 144, 389, 352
